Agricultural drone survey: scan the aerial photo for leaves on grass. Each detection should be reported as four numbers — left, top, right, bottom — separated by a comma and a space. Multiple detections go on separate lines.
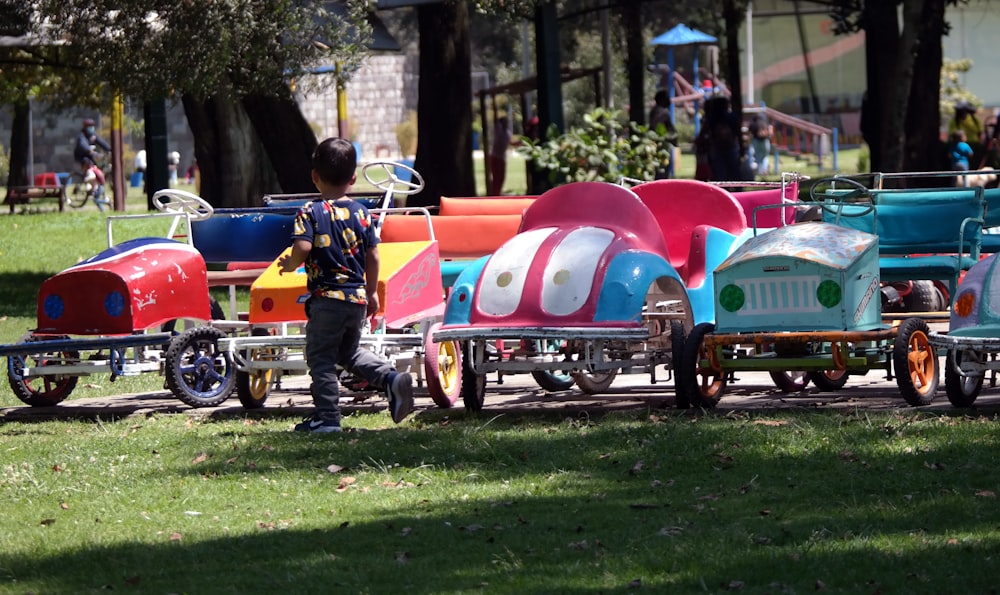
51, 464, 63, 472
751, 419, 788, 426
170, 532, 182, 541
629, 460, 644, 475
628, 579, 642, 589
191, 452, 208, 464
975, 490, 996, 498
40, 518, 55, 526
60, 502, 68, 510
327, 464, 345, 474
658, 526, 683, 536
335, 477, 357, 492
395, 551, 411, 564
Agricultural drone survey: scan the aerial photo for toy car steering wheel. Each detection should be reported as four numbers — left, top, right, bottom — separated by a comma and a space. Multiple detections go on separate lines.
808, 176, 870, 204
362, 161, 425, 196
809, 177, 875, 218
152, 189, 214, 221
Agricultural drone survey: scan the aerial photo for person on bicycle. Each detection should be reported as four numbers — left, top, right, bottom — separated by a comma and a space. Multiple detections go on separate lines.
73, 118, 111, 204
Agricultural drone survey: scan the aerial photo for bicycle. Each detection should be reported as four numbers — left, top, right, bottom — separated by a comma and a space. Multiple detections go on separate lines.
66, 147, 113, 210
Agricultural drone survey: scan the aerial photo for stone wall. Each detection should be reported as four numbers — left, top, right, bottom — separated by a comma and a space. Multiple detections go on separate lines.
297, 53, 417, 161
0, 52, 415, 180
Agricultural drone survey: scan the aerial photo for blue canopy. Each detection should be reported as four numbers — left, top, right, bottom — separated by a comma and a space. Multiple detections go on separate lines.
649, 24, 717, 47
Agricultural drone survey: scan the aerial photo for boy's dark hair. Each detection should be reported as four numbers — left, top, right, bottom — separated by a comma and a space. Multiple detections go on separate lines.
312, 137, 357, 186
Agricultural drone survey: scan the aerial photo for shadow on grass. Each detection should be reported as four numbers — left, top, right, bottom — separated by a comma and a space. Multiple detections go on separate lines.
1, 410, 998, 592
0, 271, 52, 317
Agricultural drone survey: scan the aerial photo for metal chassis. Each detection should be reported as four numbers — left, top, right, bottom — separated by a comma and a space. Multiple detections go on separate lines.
699, 328, 900, 378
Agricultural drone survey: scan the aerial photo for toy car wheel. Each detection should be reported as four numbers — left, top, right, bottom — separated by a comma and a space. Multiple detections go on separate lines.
529, 340, 575, 393
681, 322, 727, 408
573, 369, 618, 395
670, 320, 689, 408
808, 369, 849, 391
893, 317, 939, 406
236, 329, 275, 409
424, 323, 462, 407
460, 346, 486, 411
769, 370, 810, 393
904, 280, 945, 312
944, 349, 984, 407
532, 370, 575, 392
7, 335, 80, 406
165, 326, 235, 408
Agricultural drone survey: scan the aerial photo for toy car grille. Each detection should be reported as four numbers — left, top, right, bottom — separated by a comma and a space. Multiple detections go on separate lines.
734, 275, 822, 315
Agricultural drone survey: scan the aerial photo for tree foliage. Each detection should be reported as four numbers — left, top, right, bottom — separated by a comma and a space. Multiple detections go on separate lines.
28, 0, 372, 102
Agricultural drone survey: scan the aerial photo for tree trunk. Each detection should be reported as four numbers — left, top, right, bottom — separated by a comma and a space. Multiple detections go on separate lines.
6, 100, 30, 187
882, 0, 927, 174
903, 0, 947, 181
243, 92, 317, 194
623, 0, 645, 125
860, 2, 899, 173
182, 95, 280, 208
410, 1, 475, 208
723, 0, 744, 121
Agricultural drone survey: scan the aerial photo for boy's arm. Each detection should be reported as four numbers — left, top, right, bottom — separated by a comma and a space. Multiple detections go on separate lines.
365, 246, 380, 317
278, 239, 311, 274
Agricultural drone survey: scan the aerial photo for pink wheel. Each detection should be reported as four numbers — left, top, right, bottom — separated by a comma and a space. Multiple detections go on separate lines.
424, 323, 462, 407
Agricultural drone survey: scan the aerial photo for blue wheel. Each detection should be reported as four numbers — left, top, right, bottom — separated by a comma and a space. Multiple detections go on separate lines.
164, 326, 234, 407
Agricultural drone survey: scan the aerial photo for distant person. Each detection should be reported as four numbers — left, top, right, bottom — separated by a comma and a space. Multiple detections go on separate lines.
168, 151, 181, 185
950, 101, 984, 166
184, 159, 198, 184
649, 89, 678, 179
277, 137, 414, 433
73, 118, 111, 206
703, 96, 743, 181
489, 116, 511, 195
948, 130, 974, 187
747, 112, 773, 177
134, 149, 147, 176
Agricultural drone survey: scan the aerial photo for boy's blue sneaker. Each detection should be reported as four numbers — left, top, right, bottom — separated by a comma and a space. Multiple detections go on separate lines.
294, 413, 343, 433
385, 371, 414, 423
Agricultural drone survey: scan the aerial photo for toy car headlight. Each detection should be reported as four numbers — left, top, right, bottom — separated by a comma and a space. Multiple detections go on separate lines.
104, 291, 126, 317
719, 284, 745, 312
816, 280, 842, 308
954, 290, 976, 318
43, 294, 65, 320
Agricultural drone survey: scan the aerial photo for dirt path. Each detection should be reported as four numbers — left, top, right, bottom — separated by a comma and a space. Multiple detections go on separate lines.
4, 369, 998, 423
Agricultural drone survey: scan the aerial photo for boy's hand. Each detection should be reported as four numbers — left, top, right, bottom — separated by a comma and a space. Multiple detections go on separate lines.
277, 254, 297, 275
366, 293, 380, 317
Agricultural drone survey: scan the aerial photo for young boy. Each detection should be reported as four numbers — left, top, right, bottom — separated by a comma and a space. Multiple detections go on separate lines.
278, 137, 414, 432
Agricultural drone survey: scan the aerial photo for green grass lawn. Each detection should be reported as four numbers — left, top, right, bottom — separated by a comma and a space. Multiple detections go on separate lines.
1, 408, 999, 593
3, 153, 1000, 593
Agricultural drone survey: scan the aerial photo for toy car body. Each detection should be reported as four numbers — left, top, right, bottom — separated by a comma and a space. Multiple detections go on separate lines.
434, 181, 697, 409
2, 205, 224, 407
680, 219, 939, 408
928, 253, 1000, 406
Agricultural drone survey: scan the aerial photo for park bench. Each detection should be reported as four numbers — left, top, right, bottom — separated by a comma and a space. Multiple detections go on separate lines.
4, 172, 66, 213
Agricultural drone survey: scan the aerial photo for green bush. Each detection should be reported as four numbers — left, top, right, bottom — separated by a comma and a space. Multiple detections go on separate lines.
517, 108, 673, 184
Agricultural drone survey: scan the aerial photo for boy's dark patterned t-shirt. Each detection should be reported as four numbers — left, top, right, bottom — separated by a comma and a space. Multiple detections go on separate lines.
291, 198, 380, 304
